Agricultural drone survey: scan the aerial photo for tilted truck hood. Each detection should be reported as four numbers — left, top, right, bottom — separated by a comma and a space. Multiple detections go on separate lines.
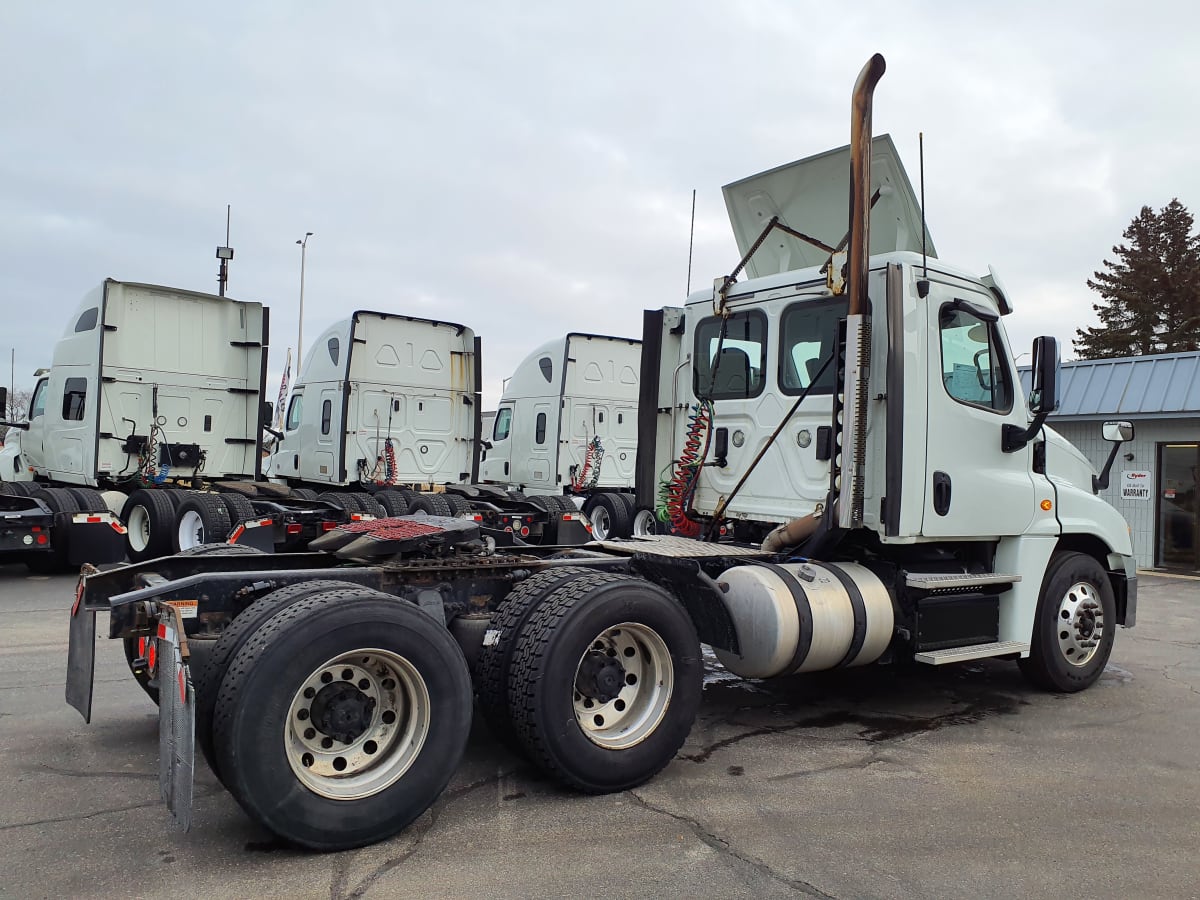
722, 134, 936, 278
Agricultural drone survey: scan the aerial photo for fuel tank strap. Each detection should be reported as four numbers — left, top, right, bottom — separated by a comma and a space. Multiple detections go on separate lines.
758, 562, 813, 673
825, 563, 868, 667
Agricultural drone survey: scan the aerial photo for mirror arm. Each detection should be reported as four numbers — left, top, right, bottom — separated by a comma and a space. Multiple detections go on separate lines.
1002, 412, 1049, 453
0, 420, 30, 431
1092, 440, 1125, 494
263, 426, 284, 441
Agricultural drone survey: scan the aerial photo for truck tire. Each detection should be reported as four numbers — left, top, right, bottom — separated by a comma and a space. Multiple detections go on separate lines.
218, 491, 256, 526
161, 488, 191, 510
631, 507, 660, 537
475, 567, 604, 753
290, 487, 319, 501
374, 489, 410, 517
65, 487, 108, 513
408, 493, 453, 517
351, 492, 387, 517
443, 495, 472, 517
317, 491, 356, 513
506, 572, 702, 793
616, 492, 637, 515
212, 589, 474, 851
122, 489, 176, 562
194, 579, 369, 784
3, 481, 40, 497
1018, 551, 1116, 693
583, 493, 632, 540
174, 494, 233, 551
24, 489, 81, 573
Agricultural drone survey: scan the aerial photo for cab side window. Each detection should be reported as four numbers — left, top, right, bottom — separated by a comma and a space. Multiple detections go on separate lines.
29, 379, 47, 419
62, 378, 87, 421
938, 304, 1012, 413
493, 407, 513, 441
285, 394, 303, 431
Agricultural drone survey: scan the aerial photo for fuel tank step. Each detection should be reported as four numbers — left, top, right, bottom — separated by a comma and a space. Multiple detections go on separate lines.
905, 572, 1021, 591
914, 640, 1029, 665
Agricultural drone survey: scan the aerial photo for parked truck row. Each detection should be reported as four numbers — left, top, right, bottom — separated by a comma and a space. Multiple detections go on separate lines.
1, 290, 652, 568
63, 54, 1136, 855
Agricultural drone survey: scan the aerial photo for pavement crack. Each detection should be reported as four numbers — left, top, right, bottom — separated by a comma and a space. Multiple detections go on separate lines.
627, 790, 839, 899
765, 749, 895, 782
0, 785, 220, 832
32, 764, 157, 781
330, 769, 516, 900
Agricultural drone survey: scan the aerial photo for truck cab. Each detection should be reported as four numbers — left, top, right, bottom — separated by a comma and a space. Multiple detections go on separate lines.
269, 311, 480, 488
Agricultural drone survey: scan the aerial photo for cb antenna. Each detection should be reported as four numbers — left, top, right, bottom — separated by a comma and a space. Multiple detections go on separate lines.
917, 133, 930, 298
685, 188, 696, 296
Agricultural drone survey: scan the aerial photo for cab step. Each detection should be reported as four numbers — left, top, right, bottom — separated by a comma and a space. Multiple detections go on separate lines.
914, 640, 1029, 665
905, 572, 1021, 591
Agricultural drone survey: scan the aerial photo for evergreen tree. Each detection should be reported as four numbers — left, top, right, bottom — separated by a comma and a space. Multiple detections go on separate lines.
1075, 199, 1200, 358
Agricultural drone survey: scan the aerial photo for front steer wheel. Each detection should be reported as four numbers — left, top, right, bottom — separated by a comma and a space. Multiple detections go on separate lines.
211, 590, 473, 851
506, 573, 702, 793
1018, 551, 1116, 693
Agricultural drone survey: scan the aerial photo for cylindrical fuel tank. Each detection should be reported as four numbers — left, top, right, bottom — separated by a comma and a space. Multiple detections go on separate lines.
712, 561, 894, 679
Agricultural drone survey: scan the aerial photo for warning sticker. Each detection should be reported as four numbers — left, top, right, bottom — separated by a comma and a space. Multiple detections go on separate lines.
163, 599, 199, 619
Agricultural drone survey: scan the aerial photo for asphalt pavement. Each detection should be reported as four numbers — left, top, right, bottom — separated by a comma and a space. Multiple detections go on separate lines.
0, 564, 1197, 899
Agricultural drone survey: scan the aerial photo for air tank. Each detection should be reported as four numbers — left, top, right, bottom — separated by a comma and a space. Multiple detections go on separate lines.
713, 561, 894, 679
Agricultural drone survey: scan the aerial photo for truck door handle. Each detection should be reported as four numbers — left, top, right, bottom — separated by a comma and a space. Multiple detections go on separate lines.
933, 471, 951, 516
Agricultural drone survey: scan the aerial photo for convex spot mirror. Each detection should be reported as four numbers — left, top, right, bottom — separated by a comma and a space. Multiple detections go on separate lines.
1102, 420, 1134, 443
1028, 336, 1061, 414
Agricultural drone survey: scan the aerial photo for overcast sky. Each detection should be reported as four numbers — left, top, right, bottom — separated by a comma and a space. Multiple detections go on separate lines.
3, 2, 1197, 408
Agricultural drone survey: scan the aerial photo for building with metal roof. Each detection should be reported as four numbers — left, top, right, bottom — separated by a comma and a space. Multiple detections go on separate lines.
1022, 351, 1200, 571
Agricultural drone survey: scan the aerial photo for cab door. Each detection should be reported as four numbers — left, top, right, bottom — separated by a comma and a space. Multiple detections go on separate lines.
921, 285, 1037, 537
23, 378, 49, 475
479, 406, 513, 483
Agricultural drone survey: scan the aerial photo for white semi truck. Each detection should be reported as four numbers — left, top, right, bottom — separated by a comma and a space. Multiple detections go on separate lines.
68, 54, 1136, 853
480, 333, 647, 538
266, 312, 590, 544
0, 280, 355, 562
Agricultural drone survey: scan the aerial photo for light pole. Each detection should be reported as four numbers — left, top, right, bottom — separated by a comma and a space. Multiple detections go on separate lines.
296, 232, 313, 363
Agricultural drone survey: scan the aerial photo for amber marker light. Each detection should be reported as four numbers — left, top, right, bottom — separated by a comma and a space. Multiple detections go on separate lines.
1040, 499, 1053, 511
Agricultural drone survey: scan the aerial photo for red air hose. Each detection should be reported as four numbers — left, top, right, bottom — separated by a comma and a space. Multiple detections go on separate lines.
665, 401, 712, 536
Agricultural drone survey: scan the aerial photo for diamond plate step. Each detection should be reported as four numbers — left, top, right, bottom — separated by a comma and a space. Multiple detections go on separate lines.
593, 535, 770, 558
914, 640, 1029, 665
905, 572, 1021, 590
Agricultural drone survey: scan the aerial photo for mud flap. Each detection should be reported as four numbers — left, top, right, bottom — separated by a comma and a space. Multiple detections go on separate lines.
156, 612, 195, 831
65, 579, 96, 723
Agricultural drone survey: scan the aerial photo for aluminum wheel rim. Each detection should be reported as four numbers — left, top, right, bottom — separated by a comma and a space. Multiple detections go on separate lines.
590, 505, 613, 540
128, 505, 151, 552
1056, 581, 1105, 667
177, 510, 204, 550
572, 622, 673, 750
632, 509, 657, 537
285, 648, 430, 800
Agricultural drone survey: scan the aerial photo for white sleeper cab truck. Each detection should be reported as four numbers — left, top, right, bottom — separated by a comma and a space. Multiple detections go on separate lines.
480, 333, 646, 539
4, 280, 355, 562
68, 55, 1135, 853
267, 312, 589, 543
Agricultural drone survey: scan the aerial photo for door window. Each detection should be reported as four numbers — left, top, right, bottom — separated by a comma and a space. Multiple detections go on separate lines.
779, 298, 847, 394
29, 379, 47, 419
285, 394, 303, 431
693, 310, 767, 400
493, 407, 513, 441
321, 399, 332, 435
938, 304, 1012, 413
535, 412, 547, 444
62, 378, 87, 421
1158, 443, 1198, 569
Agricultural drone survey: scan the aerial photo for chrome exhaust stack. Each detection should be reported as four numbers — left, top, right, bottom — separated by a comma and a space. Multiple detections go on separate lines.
846, 53, 885, 317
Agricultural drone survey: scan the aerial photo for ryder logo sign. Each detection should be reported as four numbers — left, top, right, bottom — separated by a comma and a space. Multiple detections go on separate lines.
1120, 470, 1152, 500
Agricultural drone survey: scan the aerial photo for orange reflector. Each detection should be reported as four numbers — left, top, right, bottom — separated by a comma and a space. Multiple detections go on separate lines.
178, 669, 187, 705
1040, 499, 1053, 511
229, 524, 246, 544
138, 636, 147, 655
86, 515, 101, 523
147, 641, 157, 671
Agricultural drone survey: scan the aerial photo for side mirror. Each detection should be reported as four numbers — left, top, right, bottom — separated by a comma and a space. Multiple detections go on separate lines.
1028, 336, 1060, 414
0, 386, 7, 413
1103, 420, 1134, 443
261, 400, 274, 428
1093, 421, 1135, 493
